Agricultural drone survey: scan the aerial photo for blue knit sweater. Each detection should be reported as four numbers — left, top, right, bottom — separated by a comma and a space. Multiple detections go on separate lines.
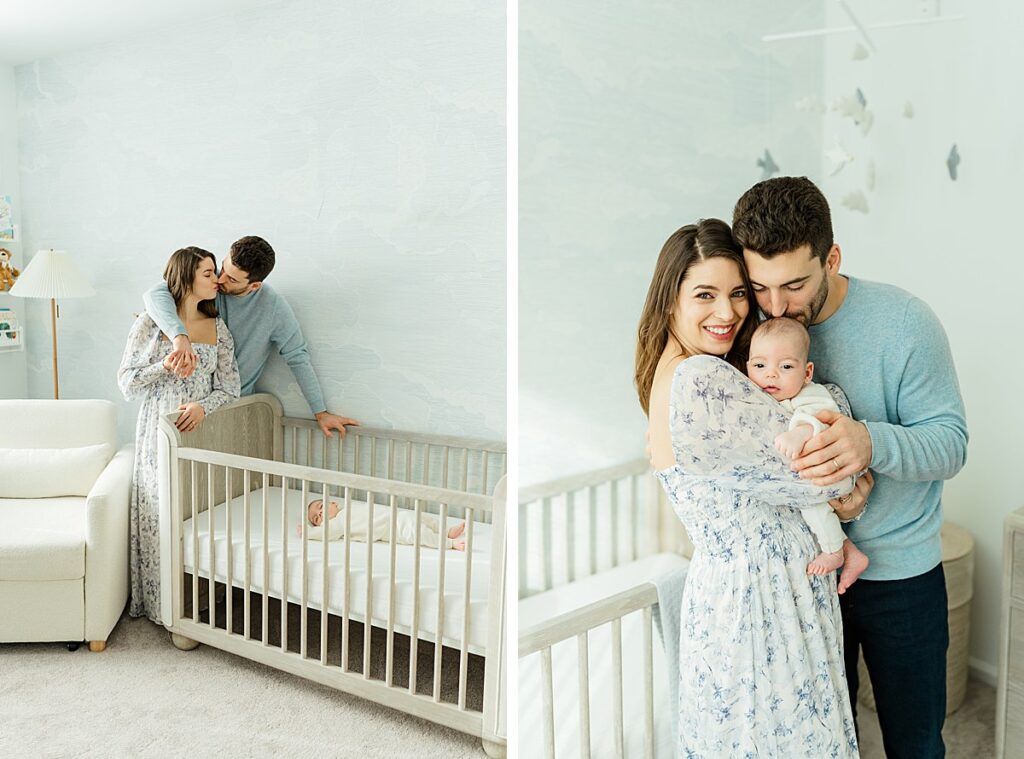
808, 276, 968, 580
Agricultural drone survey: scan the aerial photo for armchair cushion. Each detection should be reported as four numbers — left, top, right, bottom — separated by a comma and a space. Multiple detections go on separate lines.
0, 443, 114, 497
0, 496, 87, 580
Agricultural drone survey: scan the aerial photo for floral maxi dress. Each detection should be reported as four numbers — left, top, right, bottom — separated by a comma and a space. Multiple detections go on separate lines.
655, 356, 859, 758
117, 313, 240, 624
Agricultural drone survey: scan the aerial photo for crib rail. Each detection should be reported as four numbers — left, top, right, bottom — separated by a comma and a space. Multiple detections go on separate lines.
157, 397, 507, 749
519, 460, 657, 599
282, 418, 507, 524
520, 583, 659, 759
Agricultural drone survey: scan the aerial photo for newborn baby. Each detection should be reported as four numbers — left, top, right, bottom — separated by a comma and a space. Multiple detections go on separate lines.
298, 497, 466, 551
746, 316, 869, 592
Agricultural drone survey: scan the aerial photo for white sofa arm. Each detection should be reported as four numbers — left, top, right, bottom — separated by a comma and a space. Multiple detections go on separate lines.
83, 445, 133, 642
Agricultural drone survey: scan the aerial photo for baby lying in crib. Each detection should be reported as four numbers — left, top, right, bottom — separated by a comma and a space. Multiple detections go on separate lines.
746, 317, 869, 591
296, 498, 467, 551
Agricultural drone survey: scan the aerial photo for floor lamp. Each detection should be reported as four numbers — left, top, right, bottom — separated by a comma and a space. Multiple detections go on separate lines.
10, 249, 96, 399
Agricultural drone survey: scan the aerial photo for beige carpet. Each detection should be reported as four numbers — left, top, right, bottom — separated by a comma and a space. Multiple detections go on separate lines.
0, 612, 491, 758
856, 679, 996, 758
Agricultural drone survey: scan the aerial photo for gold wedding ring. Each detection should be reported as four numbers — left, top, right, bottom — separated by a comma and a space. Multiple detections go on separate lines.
832, 459, 841, 473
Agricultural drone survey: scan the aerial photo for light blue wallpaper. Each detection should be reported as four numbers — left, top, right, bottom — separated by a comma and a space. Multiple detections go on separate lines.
15, 0, 505, 445
519, 1, 825, 483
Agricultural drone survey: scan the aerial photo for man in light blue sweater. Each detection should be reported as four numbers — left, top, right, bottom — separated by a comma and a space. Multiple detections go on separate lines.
733, 177, 968, 759
143, 236, 358, 436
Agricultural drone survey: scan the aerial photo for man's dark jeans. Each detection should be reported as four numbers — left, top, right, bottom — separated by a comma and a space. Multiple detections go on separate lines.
841, 562, 949, 759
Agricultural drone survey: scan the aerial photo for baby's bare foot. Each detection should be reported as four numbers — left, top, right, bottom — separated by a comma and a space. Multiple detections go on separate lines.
837, 540, 870, 595
807, 549, 844, 576
448, 522, 466, 540
451, 540, 466, 551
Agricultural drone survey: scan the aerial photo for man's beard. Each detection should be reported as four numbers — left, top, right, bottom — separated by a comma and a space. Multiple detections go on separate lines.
784, 275, 829, 325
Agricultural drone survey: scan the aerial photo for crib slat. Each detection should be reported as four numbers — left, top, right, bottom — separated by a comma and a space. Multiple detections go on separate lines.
461, 447, 469, 497
225, 466, 233, 635
409, 500, 422, 695
588, 484, 598, 577
541, 647, 555, 759
458, 508, 474, 710
566, 491, 575, 584
643, 606, 654, 759
261, 472, 269, 646
291, 426, 297, 467
321, 480, 330, 666
371, 437, 378, 480
612, 617, 624, 759
519, 500, 529, 598
208, 463, 215, 629
542, 496, 553, 592
423, 443, 430, 487
280, 477, 289, 652
300, 479, 309, 659
307, 428, 313, 468
342, 487, 353, 672
387, 439, 394, 481
442, 447, 450, 490
578, 632, 591, 759
191, 461, 198, 624
243, 469, 251, 640
433, 503, 448, 702
386, 495, 398, 687
610, 479, 620, 569
363, 489, 375, 679
404, 441, 413, 508
482, 451, 490, 496
630, 474, 639, 562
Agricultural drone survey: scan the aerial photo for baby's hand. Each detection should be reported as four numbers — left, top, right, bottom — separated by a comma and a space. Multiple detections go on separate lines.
775, 427, 814, 460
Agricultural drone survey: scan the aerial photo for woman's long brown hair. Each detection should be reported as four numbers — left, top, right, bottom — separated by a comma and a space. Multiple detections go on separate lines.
634, 218, 756, 415
163, 247, 219, 318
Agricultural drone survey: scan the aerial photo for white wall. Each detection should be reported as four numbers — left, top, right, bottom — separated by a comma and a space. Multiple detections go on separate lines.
819, 0, 1017, 679
14, 0, 505, 443
520, 1, 824, 484
0, 62, 28, 398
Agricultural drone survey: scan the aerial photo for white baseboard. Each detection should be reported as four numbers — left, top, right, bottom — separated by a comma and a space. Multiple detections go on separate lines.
968, 656, 998, 688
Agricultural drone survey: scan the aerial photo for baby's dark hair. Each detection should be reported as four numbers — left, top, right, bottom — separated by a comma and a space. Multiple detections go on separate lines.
751, 317, 810, 361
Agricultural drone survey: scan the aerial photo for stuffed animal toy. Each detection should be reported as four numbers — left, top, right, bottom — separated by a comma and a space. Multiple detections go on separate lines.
0, 248, 19, 291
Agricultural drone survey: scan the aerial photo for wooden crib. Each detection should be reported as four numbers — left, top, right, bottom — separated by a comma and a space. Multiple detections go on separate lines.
518, 460, 691, 759
156, 394, 508, 756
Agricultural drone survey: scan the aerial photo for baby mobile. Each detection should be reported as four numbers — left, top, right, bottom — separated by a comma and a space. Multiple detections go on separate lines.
757, 1, 965, 213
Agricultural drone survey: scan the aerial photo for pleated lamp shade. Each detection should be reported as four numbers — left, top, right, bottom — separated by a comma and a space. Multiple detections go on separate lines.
10, 249, 96, 299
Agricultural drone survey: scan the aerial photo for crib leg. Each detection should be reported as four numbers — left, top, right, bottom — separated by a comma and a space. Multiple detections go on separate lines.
481, 738, 506, 758
88, 640, 107, 652
171, 633, 200, 651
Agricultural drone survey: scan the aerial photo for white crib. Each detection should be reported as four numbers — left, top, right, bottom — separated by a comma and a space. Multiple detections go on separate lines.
518, 460, 691, 759
156, 395, 508, 756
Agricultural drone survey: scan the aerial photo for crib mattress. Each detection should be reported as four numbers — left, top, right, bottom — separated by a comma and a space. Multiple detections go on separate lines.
181, 486, 493, 654
519, 553, 690, 759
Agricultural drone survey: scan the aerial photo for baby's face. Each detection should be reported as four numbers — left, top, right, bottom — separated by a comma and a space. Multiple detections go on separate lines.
747, 334, 812, 401
307, 499, 341, 526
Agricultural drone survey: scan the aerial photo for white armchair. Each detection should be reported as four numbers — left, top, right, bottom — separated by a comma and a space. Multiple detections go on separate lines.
0, 400, 132, 650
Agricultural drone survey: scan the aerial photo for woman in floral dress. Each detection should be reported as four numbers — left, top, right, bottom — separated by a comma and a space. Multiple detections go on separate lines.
118, 247, 241, 624
636, 220, 859, 757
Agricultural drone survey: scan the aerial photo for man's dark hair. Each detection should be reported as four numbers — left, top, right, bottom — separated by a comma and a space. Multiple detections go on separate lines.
229, 236, 275, 283
732, 176, 833, 263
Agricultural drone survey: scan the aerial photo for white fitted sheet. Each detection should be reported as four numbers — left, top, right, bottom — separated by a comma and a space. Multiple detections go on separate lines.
182, 486, 493, 653
519, 553, 690, 759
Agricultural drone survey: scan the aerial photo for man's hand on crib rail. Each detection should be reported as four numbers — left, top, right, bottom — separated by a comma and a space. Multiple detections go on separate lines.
315, 410, 361, 439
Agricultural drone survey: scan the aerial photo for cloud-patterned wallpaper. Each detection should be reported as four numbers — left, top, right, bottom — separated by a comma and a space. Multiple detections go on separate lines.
519, 1, 824, 483
14, 0, 505, 446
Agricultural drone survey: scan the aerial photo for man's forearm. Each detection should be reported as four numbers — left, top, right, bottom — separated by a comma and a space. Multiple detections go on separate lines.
866, 419, 968, 482
143, 282, 187, 339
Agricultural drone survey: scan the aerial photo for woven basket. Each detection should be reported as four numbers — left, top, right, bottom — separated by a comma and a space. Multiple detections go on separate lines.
856, 521, 974, 716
